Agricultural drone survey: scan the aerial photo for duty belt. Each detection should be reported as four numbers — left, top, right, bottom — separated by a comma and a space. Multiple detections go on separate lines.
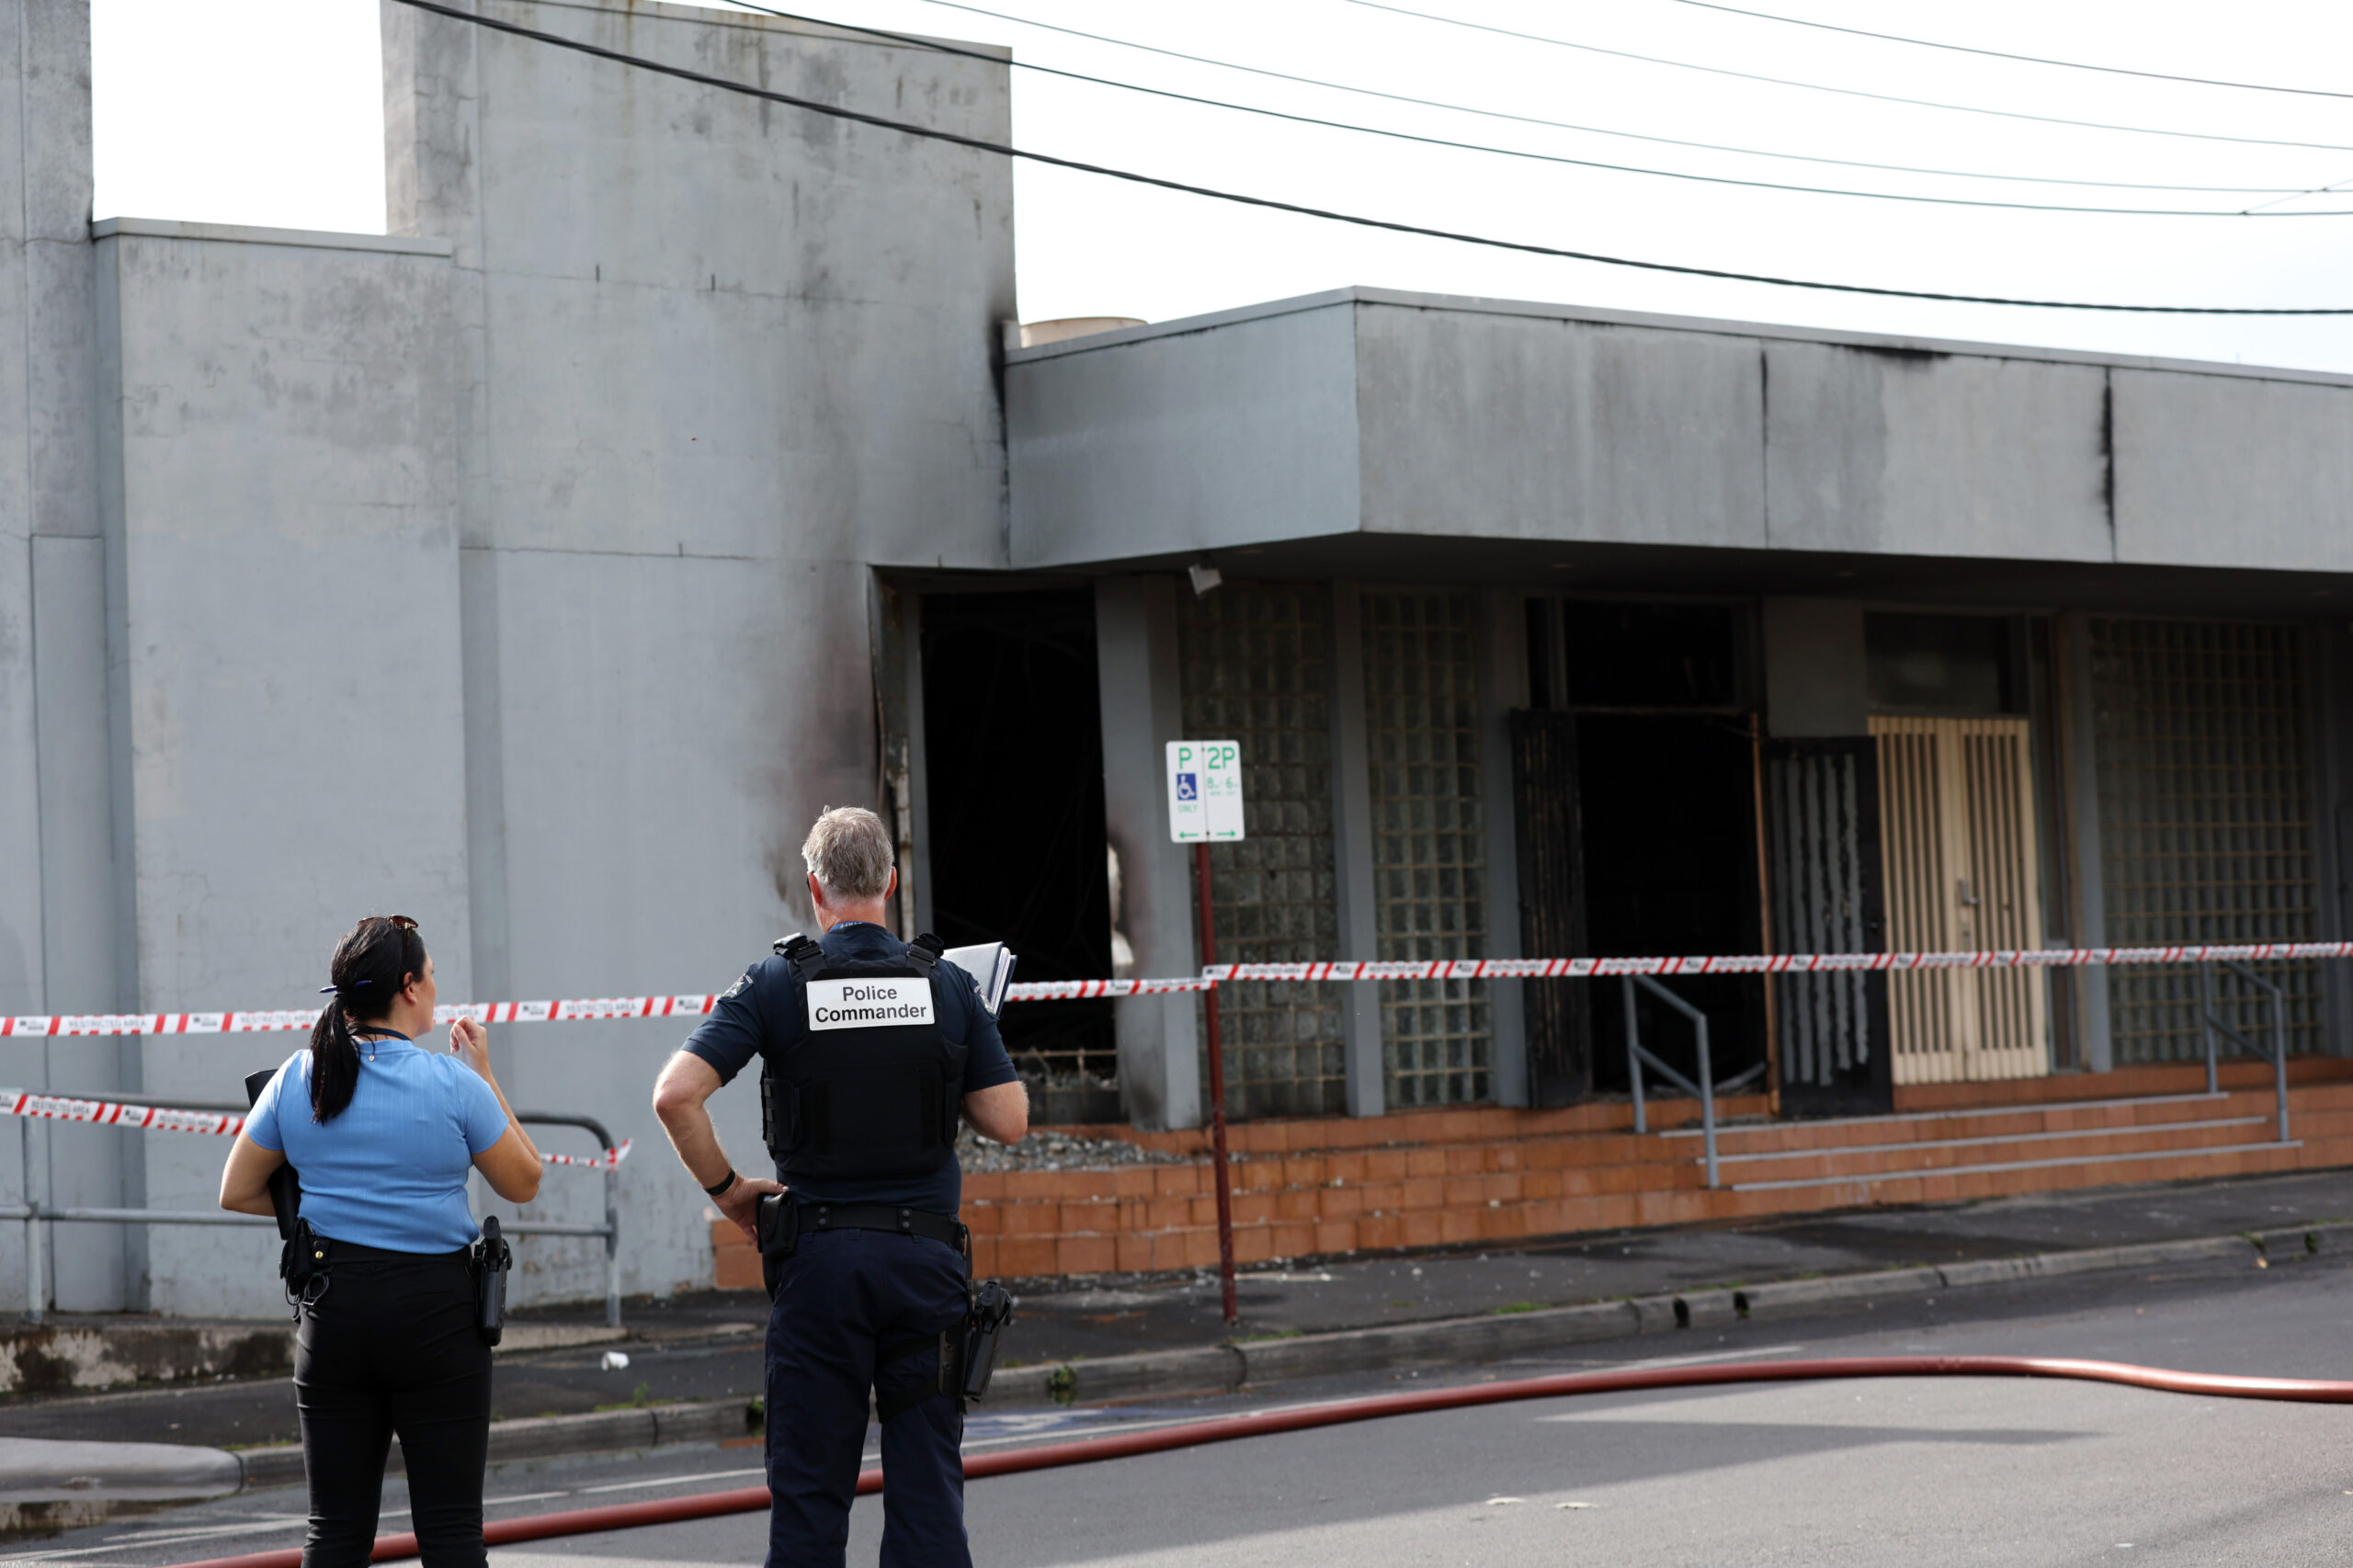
758, 1197, 970, 1263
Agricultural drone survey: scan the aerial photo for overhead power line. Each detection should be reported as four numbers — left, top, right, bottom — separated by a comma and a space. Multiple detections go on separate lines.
718, 0, 2344, 206
387, 0, 2353, 315
1338, 0, 2353, 155
1660, 0, 2353, 101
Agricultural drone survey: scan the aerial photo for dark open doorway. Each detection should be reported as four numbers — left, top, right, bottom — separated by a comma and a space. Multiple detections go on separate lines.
1579, 714, 1768, 1096
919, 590, 1118, 1124
1521, 598, 1768, 1101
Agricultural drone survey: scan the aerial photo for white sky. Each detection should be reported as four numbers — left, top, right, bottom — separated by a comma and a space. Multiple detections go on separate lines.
92, 0, 2353, 372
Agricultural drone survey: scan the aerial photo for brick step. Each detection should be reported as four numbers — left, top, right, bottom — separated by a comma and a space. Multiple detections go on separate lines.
1730, 1139, 2307, 1195
1703, 1116, 2278, 1182
968, 1092, 2348, 1221
1678, 1092, 2248, 1153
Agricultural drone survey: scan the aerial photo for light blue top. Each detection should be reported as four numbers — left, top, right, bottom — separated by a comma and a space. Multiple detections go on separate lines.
245, 1037, 511, 1254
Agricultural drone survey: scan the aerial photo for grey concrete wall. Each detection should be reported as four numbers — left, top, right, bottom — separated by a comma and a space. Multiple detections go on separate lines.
94, 222, 470, 1315
383, 0, 1017, 1299
0, 0, 120, 1312
1355, 304, 1765, 549
1009, 298, 1361, 569
1762, 346, 2109, 561
1094, 576, 1199, 1131
2113, 370, 2353, 572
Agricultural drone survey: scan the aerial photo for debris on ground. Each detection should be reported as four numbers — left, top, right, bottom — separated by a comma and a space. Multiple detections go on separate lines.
957, 1124, 1186, 1172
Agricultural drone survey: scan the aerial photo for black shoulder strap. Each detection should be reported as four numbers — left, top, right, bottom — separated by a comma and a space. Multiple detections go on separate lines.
905, 932, 945, 975
772, 931, 828, 983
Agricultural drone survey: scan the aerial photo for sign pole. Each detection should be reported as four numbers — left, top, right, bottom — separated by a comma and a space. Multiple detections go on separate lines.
1193, 840, 1240, 1328
1166, 736, 1245, 1329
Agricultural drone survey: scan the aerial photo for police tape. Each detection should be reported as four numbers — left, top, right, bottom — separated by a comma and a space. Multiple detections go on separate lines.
0, 1088, 633, 1168
0, 976, 1222, 1038
2, 941, 2345, 1040
1203, 940, 2353, 982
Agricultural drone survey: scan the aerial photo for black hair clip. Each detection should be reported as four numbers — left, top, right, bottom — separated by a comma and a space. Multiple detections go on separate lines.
315, 979, 372, 994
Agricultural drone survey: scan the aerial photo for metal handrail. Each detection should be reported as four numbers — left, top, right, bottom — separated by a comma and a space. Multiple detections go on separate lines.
1622, 973, 1720, 1188
15, 1099, 625, 1327
511, 1109, 626, 1329
2199, 960, 2290, 1144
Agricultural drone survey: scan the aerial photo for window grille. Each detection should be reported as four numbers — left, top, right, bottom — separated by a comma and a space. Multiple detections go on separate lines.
1177, 584, 1346, 1119
1362, 592, 1492, 1107
1769, 748, 1871, 1088
2089, 619, 2321, 1062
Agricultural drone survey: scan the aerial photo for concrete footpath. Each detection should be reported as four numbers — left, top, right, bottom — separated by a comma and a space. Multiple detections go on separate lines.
1, 1167, 2346, 1502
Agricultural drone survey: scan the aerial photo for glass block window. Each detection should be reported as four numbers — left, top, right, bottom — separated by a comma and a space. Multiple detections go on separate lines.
2090, 619, 2321, 1062
1177, 584, 1345, 1119
1362, 592, 1492, 1107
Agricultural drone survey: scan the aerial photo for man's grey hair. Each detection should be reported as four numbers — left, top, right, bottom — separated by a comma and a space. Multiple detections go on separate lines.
802, 806, 895, 902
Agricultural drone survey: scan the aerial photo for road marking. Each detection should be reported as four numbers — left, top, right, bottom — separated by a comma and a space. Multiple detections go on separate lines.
575, 1468, 765, 1494
3, 1516, 310, 1562
1601, 1345, 1807, 1372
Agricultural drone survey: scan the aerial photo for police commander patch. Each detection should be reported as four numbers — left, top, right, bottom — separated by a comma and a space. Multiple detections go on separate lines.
806, 978, 937, 1030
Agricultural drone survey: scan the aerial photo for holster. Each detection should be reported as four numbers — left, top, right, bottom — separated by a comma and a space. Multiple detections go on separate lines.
756, 1191, 799, 1300
961, 1279, 1015, 1403
874, 1276, 1016, 1421
472, 1215, 513, 1346
279, 1219, 327, 1322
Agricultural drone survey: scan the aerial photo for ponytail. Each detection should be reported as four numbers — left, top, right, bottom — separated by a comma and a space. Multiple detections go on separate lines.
311, 915, 427, 1124
308, 994, 361, 1124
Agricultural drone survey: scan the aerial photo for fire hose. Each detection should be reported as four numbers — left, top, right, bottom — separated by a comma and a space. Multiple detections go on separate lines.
166, 1354, 2353, 1568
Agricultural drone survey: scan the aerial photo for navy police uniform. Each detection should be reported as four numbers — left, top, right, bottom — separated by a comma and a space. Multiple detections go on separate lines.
684, 921, 1017, 1568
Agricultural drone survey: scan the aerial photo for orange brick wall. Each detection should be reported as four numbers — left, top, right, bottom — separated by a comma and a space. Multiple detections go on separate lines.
705, 1074, 2353, 1288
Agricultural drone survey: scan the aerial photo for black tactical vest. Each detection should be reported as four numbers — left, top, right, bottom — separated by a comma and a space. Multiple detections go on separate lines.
760, 931, 967, 1187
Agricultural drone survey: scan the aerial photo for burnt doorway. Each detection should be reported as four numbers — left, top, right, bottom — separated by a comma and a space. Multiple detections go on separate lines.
1579, 715, 1768, 1095
919, 591, 1117, 1124
1524, 599, 1768, 1099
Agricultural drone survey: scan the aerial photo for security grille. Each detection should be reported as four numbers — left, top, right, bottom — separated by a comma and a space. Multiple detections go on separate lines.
1177, 584, 1346, 1119
2090, 619, 2321, 1062
1871, 717, 2049, 1082
1362, 592, 1492, 1107
1769, 748, 1871, 1089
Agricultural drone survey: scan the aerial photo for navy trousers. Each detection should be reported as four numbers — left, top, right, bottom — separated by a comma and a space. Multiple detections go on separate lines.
765, 1226, 972, 1568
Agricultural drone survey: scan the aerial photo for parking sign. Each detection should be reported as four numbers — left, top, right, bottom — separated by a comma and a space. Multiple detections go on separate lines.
1166, 740, 1245, 842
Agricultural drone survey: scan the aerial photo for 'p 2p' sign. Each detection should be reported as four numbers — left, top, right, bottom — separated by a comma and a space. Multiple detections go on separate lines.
1167, 740, 1245, 843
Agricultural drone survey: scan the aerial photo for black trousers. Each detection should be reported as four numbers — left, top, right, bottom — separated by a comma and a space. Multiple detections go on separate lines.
766, 1227, 972, 1568
294, 1244, 491, 1568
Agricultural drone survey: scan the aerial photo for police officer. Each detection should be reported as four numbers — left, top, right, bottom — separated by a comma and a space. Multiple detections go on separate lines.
653, 806, 1026, 1568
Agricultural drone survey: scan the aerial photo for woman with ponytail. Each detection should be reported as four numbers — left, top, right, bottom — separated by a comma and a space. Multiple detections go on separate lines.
219, 916, 542, 1568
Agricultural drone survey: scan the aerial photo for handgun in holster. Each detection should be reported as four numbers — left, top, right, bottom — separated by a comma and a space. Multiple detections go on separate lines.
472, 1214, 513, 1346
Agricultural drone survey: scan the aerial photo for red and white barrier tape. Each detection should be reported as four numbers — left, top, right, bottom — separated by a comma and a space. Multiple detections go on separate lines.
1206, 940, 2353, 982
0, 1088, 632, 1167
2, 942, 2342, 1040
0, 978, 1221, 1038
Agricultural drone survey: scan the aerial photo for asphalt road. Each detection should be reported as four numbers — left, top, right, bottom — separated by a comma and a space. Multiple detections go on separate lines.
14, 1245, 2353, 1567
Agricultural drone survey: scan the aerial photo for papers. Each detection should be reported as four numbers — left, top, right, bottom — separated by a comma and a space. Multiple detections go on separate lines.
942, 942, 1018, 1017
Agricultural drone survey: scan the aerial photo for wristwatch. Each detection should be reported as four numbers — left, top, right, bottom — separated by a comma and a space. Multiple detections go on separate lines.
703, 1170, 739, 1199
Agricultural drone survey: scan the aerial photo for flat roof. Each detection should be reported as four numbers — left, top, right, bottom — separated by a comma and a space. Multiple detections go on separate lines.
1005, 284, 2353, 392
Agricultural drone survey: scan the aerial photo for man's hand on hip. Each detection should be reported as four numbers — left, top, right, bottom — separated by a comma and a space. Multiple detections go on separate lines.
718, 1175, 784, 1244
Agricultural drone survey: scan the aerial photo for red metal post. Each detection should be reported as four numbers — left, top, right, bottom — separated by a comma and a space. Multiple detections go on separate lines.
1194, 840, 1240, 1327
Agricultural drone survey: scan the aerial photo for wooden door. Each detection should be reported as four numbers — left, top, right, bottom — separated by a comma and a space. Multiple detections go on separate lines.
1870, 716, 2049, 1083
